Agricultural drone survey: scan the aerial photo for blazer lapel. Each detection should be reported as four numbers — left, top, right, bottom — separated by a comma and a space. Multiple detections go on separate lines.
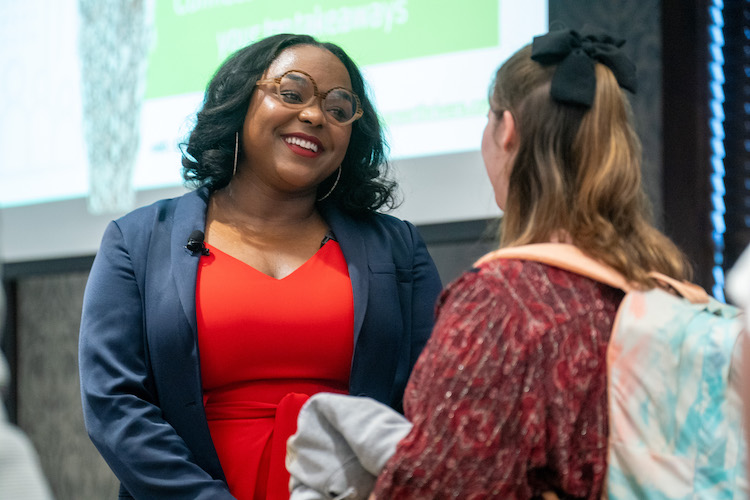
171, 188, 209, 338
172, 197, 370, 354
167, 188, 228, 479
321, 203, 369, 350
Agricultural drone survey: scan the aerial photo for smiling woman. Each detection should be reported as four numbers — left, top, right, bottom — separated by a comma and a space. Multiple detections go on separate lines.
233, 45, 355, 201
78, 33, 442, 500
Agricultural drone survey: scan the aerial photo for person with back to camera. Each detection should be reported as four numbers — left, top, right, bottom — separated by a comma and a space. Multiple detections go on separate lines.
78, 33, 442, 500
366, 28, 694, 498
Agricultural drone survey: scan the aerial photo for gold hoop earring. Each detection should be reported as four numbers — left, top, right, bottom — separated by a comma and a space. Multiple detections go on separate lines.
317, 166, 341, 201
232, 132, 239, 177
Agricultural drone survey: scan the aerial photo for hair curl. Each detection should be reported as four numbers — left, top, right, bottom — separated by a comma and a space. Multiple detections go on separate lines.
180, 33, 397, 215
491, 44, 691, 285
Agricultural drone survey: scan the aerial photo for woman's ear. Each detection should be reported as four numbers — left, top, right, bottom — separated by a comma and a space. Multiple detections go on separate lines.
499, 110, 517, 152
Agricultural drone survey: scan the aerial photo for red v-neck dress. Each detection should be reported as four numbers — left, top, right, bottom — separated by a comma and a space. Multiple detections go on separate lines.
196, 239, 354, 500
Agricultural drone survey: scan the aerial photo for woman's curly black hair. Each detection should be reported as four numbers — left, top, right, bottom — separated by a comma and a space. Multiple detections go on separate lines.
180, 33, 398, 215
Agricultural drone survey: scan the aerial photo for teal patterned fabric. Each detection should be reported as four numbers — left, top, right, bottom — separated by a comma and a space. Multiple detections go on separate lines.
607, 288, 747, 499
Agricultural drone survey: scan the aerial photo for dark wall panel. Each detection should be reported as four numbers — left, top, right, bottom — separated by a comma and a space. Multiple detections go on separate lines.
550, 0, 664, 222
15, 273, 118, 500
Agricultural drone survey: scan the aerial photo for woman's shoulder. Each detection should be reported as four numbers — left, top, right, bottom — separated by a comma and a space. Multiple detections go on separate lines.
436, 258, 529, 311
331, 207, 415, 231
472, 256, 620, 290
441, 257, 622, 318
326, 205, 420, 246
114, 188, 207, 230
367, 211, 419, 236
446, 257, 548, 291
99, 188, 207, 260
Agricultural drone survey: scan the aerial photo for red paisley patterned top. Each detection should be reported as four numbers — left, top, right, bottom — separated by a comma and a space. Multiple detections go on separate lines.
373, 258, 624, 499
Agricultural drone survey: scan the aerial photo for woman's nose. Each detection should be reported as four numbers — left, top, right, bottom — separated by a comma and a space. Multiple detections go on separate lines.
297, 98, 326, 126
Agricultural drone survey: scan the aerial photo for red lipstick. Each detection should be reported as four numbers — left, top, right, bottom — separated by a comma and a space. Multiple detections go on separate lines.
282, 133, 324, 158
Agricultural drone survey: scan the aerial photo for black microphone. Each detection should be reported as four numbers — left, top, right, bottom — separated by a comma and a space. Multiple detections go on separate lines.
185, 230, 210, 256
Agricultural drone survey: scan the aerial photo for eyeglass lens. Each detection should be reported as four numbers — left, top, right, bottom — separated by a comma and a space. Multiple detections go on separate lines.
278, 72, 358, 124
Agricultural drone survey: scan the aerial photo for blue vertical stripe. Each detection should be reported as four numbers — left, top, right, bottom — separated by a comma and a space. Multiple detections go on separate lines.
710, 0, 727, 302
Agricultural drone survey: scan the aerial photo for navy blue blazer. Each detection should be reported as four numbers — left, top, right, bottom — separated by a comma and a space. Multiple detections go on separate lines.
79, 188, 442, 499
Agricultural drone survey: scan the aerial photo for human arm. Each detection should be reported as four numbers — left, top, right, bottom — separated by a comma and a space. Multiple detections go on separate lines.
372, 262, 612, 499
344, 213, 442, 413
371, 266, 544, 498
403, 221, 443, 383
79, 221, 233, 499
379, 220, 442, 413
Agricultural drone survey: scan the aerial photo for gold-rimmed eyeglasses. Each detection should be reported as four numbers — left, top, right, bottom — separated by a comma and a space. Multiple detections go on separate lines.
256, 69, 364, 126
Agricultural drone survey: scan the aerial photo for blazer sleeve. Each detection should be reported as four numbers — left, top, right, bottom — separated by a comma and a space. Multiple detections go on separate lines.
405, 221, 442, 372
79, 221, 233, 499
385, 221, 442, 413
346, 214, 442, 414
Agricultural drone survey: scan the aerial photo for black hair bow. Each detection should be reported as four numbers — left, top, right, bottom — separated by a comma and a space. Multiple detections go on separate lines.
530, 27, 637, 107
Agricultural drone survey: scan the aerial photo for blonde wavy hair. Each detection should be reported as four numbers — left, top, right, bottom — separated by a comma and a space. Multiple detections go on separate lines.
492, 45, 691, 286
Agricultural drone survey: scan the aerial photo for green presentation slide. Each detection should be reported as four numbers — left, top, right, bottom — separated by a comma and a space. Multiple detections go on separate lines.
0, 0, 546, 208
147, 0, 498, 98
